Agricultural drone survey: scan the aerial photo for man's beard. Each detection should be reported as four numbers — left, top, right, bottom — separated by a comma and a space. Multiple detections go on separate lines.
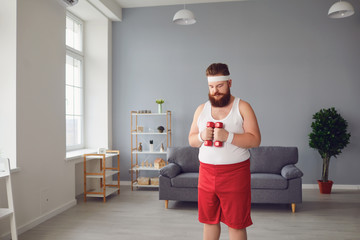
208, 90, 231, 107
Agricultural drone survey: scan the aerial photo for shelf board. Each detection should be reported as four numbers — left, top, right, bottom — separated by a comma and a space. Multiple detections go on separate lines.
0, 208, 13, 220
84, 153, 119, 159
132, 151, 167, 154
0, 172, 9, 178
131, 166, 162, 171
85, 187, 119, 198
131, 132, 167, 135
131, 113, 167, 116
86, 170, 119, 179
133, 182, 159, 188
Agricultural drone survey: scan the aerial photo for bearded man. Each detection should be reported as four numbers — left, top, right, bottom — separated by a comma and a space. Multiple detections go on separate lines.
188, 63, 261, 240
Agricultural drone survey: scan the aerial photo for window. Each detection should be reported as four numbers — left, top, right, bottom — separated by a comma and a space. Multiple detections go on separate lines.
66, 13, 84, 150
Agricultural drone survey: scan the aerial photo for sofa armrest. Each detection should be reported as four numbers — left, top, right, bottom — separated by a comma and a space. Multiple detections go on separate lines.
281, 164, 303, 180
160, 163, 182, 178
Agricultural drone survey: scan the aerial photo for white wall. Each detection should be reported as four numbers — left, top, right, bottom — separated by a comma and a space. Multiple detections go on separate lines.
0, 0, 17, 168
1, 0, 76, 238
85, 18, 113, 149
0, 0, 18, 236
74, 18, 113, 195
0, 0, 116, 237
68, 1, 114, 196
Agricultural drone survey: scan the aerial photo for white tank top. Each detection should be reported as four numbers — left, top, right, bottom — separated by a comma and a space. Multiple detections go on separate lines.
197, 97, 250, 165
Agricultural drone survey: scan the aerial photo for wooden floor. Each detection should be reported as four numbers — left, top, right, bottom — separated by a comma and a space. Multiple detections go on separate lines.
19, 186, 360, 240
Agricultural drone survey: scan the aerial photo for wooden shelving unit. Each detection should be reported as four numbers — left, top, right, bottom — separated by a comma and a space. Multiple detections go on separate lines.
130, 111, 172, 190
83, 150, 120, 202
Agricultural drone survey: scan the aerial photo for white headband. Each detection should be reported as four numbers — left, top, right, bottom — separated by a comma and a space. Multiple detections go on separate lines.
207, 75, 231, 82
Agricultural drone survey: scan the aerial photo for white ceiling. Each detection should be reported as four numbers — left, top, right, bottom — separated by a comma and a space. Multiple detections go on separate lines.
113, 0, 246, 8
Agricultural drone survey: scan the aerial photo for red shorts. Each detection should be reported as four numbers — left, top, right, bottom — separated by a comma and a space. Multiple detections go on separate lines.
198, 160, 252, 229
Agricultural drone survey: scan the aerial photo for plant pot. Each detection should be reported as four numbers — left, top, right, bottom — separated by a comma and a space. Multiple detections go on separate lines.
317, 180, 333, 194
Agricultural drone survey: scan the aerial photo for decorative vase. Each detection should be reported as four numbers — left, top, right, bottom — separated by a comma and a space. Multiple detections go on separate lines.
317, 180, 333, 194
158, 104, 162, 113
149, 140, 154, 152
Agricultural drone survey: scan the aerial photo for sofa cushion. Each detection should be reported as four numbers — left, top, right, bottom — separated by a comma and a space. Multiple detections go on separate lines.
160, 163, 182, 178
250, 146, 298, 174
167, 147, 199, 173
281, 164, 304, 180
251, 173, 288, 190
171, 173, 199, 188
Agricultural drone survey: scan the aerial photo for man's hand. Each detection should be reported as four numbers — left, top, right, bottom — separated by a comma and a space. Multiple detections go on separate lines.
201, 127, 214, 141
214, 128, 229, 142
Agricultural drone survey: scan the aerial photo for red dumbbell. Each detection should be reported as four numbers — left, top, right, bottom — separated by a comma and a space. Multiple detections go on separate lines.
204, 122, 223, 147
207, 121, 215, 128
204, 122, 215, 146
214, 122, 223, 147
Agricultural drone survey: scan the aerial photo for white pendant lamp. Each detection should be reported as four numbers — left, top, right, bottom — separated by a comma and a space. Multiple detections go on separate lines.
173, 5, 196, 25
328, 0, 354, 18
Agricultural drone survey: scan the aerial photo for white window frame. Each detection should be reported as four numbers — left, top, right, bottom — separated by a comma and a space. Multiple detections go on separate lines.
66, 12, 85, 151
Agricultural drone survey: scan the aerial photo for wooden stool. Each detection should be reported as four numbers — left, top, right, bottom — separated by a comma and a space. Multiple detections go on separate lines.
0, 158, 18, 240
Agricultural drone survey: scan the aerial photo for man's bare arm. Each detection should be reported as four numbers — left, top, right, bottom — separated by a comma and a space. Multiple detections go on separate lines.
230, 100, 261, 148
188, 104, 207, 148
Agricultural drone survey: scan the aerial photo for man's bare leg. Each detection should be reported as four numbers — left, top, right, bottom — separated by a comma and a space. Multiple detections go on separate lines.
203, 223, 221, 240
228, 227, 247, 240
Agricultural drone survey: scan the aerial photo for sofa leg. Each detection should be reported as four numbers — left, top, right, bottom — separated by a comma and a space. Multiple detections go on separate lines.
291, 203, 296, 213
165, 200, 169, 209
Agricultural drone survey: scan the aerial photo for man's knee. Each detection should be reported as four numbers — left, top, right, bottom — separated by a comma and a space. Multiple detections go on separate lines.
228, 227, 247, 240
204, 223, 221, 231
229, 226, 246, 231
204, 223, 221, 240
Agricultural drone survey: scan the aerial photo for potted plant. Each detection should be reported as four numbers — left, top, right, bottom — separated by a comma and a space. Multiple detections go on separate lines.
157, 126, 165, 133
309, 107, 351, 194
156, 99, 164, 113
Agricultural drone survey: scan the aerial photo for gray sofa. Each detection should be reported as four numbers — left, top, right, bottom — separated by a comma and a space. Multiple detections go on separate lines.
159, 146, 303, 212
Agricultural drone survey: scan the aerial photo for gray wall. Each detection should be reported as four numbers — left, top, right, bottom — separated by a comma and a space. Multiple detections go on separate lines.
112, 0, 360, 184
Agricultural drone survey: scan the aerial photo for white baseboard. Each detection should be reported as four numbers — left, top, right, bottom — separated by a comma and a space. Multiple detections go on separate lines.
302, 184, 360, 190
1, 199, 77, 240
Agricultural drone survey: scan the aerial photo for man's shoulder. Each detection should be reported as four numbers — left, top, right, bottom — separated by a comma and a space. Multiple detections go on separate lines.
238, 99, 253, 115
239, 99, 250, 107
